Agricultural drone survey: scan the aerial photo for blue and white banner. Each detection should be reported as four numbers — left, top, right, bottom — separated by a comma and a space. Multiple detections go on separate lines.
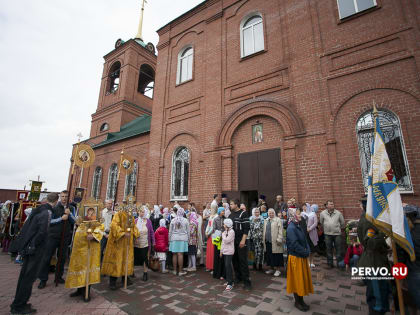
366, 107, 415, 261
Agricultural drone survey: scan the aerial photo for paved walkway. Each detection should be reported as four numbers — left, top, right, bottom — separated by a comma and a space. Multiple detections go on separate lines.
0, 252, 370, 315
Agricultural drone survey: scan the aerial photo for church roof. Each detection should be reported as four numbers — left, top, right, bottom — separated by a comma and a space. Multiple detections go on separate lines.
93, 114, 151, 149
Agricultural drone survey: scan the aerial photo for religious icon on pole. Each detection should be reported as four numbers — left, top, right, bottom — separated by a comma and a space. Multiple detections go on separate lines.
73, 144, 95, 168
120, 153, 134, 175
74, 187, 85, 203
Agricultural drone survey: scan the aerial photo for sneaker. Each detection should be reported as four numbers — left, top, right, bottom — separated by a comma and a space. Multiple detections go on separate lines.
265, 270, 274, 275
210, 271, 213, 275
224, 282, 234, 286
178, 271, 187, 276
183, 267, 189, 271
274, 270, 281, 277
310, 263, 315, 268
162, 270, 169, 274
172, 271, 177, 276
187, 267, 196, 272
225, 285, 233, 291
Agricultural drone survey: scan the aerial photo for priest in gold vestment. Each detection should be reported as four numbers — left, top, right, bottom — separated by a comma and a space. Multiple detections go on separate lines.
101, 210, 139, 290
65, 220, 104, 302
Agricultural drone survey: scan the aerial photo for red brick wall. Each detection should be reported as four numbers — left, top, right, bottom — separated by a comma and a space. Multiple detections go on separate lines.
76, 0, 420, 219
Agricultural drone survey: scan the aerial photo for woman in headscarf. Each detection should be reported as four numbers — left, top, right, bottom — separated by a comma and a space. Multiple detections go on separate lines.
307, 204, 319, 268
286, 208, 313, 312
169, 208, 189, 276
187, 212, 198, 271
134, 207, 155, 281
150, 205, 163, 231
250, 208, 265, 271
212, 207, 225, 279
205, 203, 217, 272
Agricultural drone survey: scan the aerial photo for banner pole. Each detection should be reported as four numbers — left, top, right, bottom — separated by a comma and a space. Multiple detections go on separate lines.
392, 239, 405, 315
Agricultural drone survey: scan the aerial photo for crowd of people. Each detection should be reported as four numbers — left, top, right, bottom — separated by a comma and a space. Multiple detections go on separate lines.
1, 192, 419, 315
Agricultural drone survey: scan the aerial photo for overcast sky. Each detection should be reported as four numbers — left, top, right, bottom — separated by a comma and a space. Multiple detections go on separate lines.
0, 0, 201, 192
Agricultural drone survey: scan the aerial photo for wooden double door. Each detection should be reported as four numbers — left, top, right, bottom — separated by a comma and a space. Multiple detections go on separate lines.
223, 148, 283, 212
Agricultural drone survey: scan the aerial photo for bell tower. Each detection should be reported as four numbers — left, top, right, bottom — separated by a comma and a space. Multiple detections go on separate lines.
90, 0, 156, 139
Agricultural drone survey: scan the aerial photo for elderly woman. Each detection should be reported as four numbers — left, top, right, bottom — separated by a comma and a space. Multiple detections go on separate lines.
213, 207, 225, 279
169, 208, 189, 276
263, 208, 284, 277
249, 208, 264, 271
307, 204, 319, 268
134, 206, 155, 281
286, 208, 313, 312
150, 205, 163, 231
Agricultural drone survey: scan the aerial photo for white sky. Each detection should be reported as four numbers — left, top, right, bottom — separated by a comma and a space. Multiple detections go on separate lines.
0, 0, 201, 192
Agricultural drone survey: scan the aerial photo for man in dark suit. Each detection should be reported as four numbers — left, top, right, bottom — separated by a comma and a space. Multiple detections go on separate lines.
37, 190, 76, 288
10, 192, 59, 315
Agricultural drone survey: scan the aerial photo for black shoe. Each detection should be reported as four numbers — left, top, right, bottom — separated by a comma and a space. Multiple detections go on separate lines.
83, 295, 91, 303
38, 281, 46, 289
294, 301, 307, 312
109, 282, 117, 290
56, 278, 65, 284
243, 281, 252, 290
70, 290, 81, 297
15, 305, 37, 314
142, 272, 148, 282
300, 298, 310, 311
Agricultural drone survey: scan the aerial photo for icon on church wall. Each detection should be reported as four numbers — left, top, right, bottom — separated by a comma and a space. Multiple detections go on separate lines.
252, 124, 263, 144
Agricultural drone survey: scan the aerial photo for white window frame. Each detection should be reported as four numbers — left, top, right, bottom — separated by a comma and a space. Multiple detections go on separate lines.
106, 163, 118, 200
170, 147, 190, 201
240, 13, 264, 58
124, 161, 138, 200
356, 109, 413, 194
91, 166, 102, 199
337, 0, 377, 19
176, 46, 194, 85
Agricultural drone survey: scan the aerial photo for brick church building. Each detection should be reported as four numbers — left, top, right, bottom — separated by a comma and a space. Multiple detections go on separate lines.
69, 0, 420, 218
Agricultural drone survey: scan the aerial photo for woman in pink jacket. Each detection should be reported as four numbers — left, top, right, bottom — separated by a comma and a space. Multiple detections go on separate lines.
220, 218, 235, 291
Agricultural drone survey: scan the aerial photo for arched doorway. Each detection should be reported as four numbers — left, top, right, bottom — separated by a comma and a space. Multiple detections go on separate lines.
218, 99, 305, 210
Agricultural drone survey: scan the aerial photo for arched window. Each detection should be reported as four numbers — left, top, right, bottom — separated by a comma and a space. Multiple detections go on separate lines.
240, 14, 264, 58
91, 166, 102, 199
124, 161, 138, 199
171, 147, 190, 200
100, 123, 109, 132
138, 64, 155, 98
356, 109, 412, 192
107, 61, 121, 94
177, 46, 193, 84
106, 163, 118, 200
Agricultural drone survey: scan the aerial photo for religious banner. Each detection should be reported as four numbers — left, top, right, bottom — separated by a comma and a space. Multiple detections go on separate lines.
74, 187, 85, 203
29, 181, 42, 201
16, 190, 29, 202
73, 143, 95, 168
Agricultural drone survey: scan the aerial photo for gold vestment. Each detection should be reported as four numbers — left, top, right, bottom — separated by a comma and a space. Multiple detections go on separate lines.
101, 211, 139, 277
65, 222, 104, 289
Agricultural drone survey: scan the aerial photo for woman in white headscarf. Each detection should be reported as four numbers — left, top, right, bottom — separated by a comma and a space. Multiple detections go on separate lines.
150, 205, 163, 231
169, 208, 189, 276
306, 204, 319, 268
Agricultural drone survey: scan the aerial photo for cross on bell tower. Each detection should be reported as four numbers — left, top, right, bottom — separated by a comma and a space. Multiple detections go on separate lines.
135, 0, 147, 41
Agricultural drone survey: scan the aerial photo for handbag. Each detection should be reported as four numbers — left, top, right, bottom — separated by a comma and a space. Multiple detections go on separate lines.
148, 253, 160, 272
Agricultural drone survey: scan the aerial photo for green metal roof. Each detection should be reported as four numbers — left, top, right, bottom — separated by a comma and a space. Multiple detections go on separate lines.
93, 114, 151, 148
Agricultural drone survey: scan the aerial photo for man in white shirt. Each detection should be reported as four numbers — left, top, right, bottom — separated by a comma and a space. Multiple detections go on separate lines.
211, 194, 219, 213
101, 200, 114, 262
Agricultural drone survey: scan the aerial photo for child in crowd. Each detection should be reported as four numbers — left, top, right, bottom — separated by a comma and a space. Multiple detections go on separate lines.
188, 212, 199, 271
154, 219, 169, 273
220, 218, 235, 292
341, 233, 363, 270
